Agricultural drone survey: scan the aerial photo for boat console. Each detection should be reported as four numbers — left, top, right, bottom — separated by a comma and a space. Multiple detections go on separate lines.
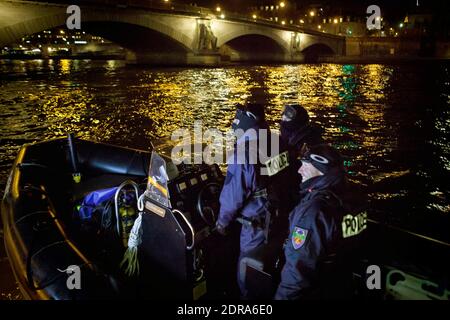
136, 152, 232, 299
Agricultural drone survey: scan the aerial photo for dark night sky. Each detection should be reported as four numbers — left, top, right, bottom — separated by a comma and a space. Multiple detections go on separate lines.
187, 0, 449, 37
190, 0, 449, 20
305, 0, 448, 18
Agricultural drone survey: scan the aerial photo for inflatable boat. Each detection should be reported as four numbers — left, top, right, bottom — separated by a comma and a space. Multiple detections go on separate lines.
1, 135, 234, 299
2, 136, 448, 300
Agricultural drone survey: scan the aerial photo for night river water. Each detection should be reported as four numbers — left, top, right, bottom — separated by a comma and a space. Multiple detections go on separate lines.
0, 59, 449, 299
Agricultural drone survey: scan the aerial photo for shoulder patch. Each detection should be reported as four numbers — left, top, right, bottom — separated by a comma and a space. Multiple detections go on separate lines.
292, 226, 309, 250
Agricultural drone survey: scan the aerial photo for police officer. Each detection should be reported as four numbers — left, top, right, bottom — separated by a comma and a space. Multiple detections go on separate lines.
280, 103, 324, 157
280, 104, 324, 208
275, 144, 367, 300
216, 103, 290, 298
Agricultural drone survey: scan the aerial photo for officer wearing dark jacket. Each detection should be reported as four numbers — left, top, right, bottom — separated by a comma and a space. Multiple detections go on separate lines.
280, 104, 324, 157
216, 103, 290, 298
280, 104, 324, 209
275, 144, 367, 300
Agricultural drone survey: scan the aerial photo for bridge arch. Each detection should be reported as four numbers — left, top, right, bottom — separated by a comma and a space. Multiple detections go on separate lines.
217, 29, 290, 53
81, 21, 190, 54
81, 11, 194, 52
0, 5, 195, 53
301, 43, 335, 62
220, 33, 289, 62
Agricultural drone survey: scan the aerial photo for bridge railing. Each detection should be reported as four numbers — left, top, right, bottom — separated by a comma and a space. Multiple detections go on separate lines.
114, 1, 344, 39
16, 0, 344, 39
208, 10, 344, 40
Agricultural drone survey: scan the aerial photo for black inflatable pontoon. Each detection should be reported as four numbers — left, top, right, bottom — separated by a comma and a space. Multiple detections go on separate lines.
1, 135, 234, 299
1, 137, 156, 299
2, 137, 448, 300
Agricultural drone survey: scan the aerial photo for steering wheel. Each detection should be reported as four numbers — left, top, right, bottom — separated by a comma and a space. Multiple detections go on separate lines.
196, 182, 221, 227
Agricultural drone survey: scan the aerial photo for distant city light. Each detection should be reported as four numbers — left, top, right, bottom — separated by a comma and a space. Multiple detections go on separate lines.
299, 19, 304, 24
216, 6, 221, 12
74, 40, 87, 44
318, 25, 321, 29
309, 11, 315, 17
281, 20, 286, 25
280, 2, 285, 8
399, 23, 404, 28
252, 14, 257, 19
333, 18, 338, 24
59, 30, 65, 34
220, 14, 225, 19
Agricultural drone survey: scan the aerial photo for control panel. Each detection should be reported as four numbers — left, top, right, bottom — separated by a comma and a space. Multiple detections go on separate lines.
168, 163, 223, 242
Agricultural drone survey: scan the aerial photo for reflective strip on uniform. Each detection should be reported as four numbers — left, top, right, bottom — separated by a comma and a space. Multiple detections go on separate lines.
264, 151, 289, 176
342, 211, 367, 238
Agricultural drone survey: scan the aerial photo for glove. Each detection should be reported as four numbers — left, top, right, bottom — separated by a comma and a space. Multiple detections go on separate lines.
215, 222, 227, 236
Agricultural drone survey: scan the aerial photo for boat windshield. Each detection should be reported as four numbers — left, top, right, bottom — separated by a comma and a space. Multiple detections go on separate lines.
145, 151, 176, 208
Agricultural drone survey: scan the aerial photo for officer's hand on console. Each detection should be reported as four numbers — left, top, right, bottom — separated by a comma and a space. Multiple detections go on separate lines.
215, 222, 227, 236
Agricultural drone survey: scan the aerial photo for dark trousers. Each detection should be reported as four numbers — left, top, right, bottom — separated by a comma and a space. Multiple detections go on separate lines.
237, 224, 266, 298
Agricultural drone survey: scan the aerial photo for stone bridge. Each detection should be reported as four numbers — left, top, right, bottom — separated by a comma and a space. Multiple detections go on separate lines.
0, 0, 346, 65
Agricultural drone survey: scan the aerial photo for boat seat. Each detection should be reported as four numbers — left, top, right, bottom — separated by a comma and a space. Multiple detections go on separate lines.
70, 174, 145, 202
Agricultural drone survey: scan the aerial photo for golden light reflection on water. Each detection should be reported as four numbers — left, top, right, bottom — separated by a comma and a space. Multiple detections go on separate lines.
59, 59, 71, 75
0, 61, 448, 204
359, 64, 393, 102
2, 60, 450, 302
1, 61, 401, 173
